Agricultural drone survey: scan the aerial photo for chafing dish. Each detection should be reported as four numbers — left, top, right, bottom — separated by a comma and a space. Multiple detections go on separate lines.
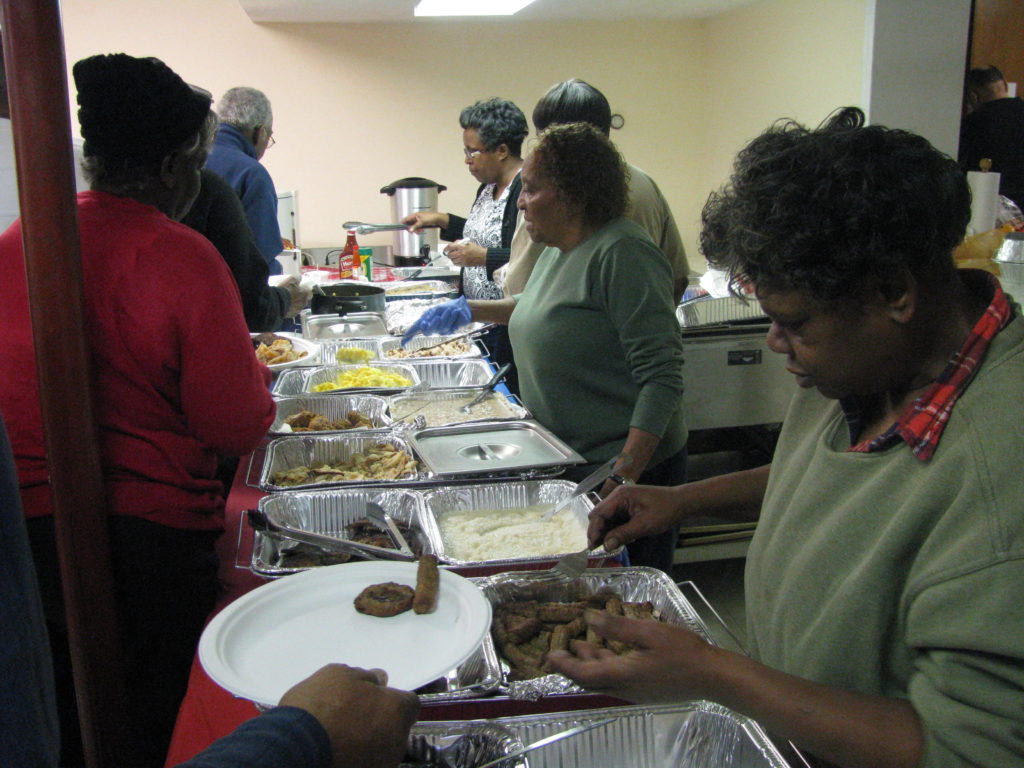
407, 421, 585, 478
301, 310, 389, 340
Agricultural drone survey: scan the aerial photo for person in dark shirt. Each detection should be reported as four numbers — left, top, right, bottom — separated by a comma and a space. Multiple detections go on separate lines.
958, 65, 1024, 210
183, 168, 309, 331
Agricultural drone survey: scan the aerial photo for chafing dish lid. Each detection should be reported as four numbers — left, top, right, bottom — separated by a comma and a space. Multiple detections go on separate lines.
407, 421, 585, 476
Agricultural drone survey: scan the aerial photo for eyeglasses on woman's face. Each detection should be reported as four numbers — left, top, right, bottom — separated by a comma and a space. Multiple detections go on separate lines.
463, 146, 486, 160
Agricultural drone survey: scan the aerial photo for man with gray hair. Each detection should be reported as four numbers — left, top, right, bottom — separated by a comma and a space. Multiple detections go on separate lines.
206, 86, 285, 274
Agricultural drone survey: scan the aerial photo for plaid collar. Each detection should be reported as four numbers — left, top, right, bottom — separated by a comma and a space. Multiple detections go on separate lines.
844, 271, 1012, 461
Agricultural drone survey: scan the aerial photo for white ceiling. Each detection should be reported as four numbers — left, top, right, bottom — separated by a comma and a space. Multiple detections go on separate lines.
238, 0, 760, 24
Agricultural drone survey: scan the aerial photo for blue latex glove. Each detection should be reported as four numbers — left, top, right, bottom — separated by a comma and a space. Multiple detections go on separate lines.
402, 296, 471, 346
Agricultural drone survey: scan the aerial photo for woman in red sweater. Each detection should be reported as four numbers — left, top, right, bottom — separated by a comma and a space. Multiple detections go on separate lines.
0, 54, 275, 766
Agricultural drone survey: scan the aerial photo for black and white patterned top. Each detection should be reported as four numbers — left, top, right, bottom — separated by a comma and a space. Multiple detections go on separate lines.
460, 182, 511, 300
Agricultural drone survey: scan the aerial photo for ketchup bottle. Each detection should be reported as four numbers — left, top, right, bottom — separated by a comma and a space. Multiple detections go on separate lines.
340, 230, 359, 279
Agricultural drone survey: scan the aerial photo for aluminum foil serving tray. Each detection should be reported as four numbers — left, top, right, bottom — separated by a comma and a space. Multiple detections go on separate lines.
255, 424, 577, 492
257, 433, 419, 491
494, 700, 792, 768
269, 394, 391, 435
388, 388, 529, 429
254, 487, 429, 567
396, 359, 495, 389
377, 335, 484, 360
273, 362, 422, 396
417, 479, 621, 571
249, 480, 618, 577
384, 279, 457, 300
403, 721, 526, 767
318, 336, 484, 364
474, 567, 713, 700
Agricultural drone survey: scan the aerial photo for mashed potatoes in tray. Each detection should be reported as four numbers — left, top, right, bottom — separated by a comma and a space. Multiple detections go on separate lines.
439, 504, 587, 562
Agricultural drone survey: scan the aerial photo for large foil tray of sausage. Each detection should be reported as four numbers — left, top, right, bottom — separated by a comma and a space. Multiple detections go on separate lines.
472, 567, 713, 700
269, 394, 392, 436
416, 480, 622, 573
256, 433, 421, 492
492, 700, 793, 768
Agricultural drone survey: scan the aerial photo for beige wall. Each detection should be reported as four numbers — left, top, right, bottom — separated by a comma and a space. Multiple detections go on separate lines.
59, 0, 868, 265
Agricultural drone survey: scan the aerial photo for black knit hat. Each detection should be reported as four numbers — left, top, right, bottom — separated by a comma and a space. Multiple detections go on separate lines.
73, 53, 212, 163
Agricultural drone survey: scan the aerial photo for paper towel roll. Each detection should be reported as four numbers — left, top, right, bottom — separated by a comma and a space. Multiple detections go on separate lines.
967, 170, 1001, 235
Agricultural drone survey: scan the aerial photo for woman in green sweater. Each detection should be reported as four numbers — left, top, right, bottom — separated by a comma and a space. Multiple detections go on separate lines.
549, 108, 1024, 768
404, 123, 686, 572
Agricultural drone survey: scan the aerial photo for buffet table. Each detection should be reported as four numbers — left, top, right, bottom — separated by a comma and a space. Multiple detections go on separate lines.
163, 449, 628, 766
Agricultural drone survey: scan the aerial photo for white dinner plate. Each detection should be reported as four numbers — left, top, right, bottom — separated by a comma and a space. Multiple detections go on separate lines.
198, 560, 491, 706
252, 332, 320, 371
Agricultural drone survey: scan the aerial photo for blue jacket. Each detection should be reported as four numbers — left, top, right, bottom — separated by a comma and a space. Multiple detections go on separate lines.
206, 124, 283, 275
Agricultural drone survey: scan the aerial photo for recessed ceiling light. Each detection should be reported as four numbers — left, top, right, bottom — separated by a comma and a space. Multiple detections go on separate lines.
415, 0, 538, 16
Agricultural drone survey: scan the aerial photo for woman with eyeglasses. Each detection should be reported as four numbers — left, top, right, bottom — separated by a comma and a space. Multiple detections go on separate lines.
405, 123, 687, 574
403, 97, 527, 393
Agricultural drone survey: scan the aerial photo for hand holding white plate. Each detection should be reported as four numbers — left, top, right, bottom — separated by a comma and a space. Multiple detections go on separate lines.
199, 561, 490, 707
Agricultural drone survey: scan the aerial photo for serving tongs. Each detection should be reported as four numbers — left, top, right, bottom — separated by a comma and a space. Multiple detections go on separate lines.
247, 507, 417, 562
542, 452, 632, 522
407, 323, 497, 356
342, 221, 440, 236
365, 502, 415, 556
460, 362, 511, 413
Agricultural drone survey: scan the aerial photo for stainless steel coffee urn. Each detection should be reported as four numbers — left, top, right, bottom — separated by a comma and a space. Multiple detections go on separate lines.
380, 177, 446, 265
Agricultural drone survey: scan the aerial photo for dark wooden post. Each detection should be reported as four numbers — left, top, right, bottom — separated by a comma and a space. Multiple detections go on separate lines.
0, 2, 137, 764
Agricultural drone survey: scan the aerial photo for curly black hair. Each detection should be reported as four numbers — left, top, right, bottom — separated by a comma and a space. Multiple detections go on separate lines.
699, 107, 970, 305
532, 122, 628, 229
459, 98, 529, 157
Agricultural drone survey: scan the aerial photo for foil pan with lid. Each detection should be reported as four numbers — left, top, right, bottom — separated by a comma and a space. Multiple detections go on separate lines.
258, 433, 420, 491
473, 567, 712, 700
301, 310, 389, 340
270, 394, 391, 435
418, 479, 620, 571
493, 701, 792, 768
407, 421, 585, 478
